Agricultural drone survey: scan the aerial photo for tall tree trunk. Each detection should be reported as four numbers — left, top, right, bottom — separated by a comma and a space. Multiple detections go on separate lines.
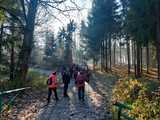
105, 38, 108, 72
126, 38, 131, 74
10, 22, 15, 81
140, 47, 143, 74
156, 41, 160, 80
69, 34, 73, 67
101, 40, 103, 71
136, 42, 141, 78
10, 41, 15, 81
120, 39, 122, 65
133, 41, 137, 77
156, 2, 160, 80
132, 41, 134, 66
16, 0, 38, 81
113, 41, 116, 65
103, 40, 105, 70
146, 39, 149, 73
0, 24, 3, 62
109, 33, 112, 70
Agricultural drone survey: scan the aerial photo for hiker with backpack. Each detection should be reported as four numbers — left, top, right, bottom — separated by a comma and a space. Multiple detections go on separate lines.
62, 68, 70, 97
75, 70, 87, 101
47, 71, 59, 104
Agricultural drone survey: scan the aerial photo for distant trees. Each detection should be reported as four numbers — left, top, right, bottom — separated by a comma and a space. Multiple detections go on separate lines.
123, 0, 160, 78
0, 0, 79, 82
0, 8, 23, 82
41, 31, 58, 67
56, 20, 76, 66
44, 31, 56, 57
81, 0, 119, 71
57, 27, 66, 60
81, 0, 160, 79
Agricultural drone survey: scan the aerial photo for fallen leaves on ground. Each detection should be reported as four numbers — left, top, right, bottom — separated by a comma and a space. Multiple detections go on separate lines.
1, 89, 47, 120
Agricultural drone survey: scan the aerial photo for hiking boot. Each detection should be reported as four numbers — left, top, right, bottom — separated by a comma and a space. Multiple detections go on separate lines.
47, 98, 50, 104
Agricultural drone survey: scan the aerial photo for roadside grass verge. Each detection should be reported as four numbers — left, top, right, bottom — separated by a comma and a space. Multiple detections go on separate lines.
27, 69, 48, 89
0, 69, 48, 92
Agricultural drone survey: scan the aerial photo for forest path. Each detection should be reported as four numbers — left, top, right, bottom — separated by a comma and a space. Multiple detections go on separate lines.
37, 70, 118, 120
1, 69, 118, 120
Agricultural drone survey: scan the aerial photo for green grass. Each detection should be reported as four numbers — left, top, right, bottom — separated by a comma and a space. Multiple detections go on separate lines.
0, 69, 48, 92
27, 69, 48, 89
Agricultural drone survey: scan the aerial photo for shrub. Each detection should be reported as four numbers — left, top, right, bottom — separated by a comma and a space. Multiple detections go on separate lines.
27, 69, 48, 89
112, 78, 146, 104
129, 88, 160, 120
112, 78, 160, 120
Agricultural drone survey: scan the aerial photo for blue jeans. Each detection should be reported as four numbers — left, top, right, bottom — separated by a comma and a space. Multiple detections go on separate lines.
78, 86, 85, 100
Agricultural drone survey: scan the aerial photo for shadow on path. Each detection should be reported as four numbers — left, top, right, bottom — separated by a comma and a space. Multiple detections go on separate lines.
38, 71, 118, 120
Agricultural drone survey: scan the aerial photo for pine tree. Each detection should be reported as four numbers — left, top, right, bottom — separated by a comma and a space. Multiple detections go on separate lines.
44, 31, 55, 57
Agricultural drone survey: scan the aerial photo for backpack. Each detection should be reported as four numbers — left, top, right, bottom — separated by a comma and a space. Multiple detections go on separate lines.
47, 77, 52, 85
77, 75, 84, 85
78, 79, 84, 84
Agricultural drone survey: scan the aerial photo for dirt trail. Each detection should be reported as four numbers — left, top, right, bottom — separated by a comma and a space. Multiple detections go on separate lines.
38, 71, 117, 120
1, 69, 118, 120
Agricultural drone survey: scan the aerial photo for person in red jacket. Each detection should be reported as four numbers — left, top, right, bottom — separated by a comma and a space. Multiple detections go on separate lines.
75, 71, 86, 101
47, 72, 59, 104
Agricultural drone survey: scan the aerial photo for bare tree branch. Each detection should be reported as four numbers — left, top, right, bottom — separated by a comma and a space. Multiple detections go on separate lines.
40, 2, 71, 19
39, 0, 67, 5
2, 25, 24, 29
40, 2, 79, 12
20, 0, 27, 23
0, 6, 24, 27
70, 0, 81, 11
35, 6, 51, 26
41, 5, 65, 25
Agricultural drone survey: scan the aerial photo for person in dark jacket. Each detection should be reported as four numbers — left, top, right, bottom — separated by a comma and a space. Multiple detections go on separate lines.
69, 65, 74, 78
60, 65, 66, 76
62, 69, 70, 97
74, 70, 78, 81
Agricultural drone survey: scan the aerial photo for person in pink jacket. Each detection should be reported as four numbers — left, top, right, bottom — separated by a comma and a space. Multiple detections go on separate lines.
75, 71, 87, 101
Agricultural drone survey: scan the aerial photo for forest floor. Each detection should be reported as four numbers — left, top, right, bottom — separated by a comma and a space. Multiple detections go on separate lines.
1, 69, 118, 120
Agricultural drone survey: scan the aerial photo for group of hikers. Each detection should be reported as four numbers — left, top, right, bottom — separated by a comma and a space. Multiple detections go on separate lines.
47, 64, 91, 104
